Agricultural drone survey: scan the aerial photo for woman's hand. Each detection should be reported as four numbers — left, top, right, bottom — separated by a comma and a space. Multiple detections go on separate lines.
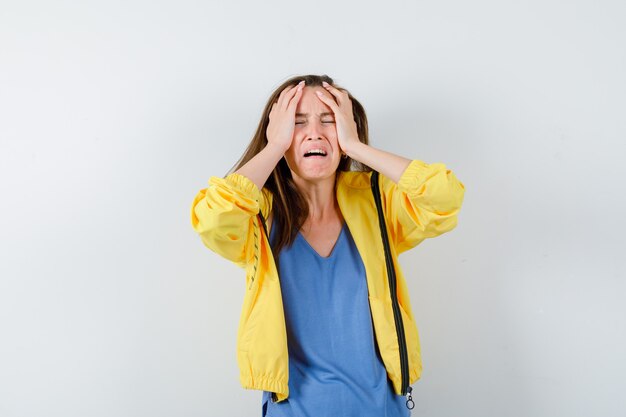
315, 81, 361, 156
266, 81, 305, 152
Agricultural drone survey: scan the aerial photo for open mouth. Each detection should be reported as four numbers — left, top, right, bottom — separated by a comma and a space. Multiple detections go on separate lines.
303, 149, 328, 158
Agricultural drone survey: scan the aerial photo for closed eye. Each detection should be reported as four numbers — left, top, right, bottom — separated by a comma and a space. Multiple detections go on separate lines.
295, 120, 335, 125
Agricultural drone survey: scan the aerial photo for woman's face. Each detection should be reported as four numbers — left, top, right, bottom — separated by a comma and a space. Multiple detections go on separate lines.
283, 86, 341, 182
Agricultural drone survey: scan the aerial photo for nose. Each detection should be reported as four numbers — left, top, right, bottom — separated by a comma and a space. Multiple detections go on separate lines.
305, 121, 324, 141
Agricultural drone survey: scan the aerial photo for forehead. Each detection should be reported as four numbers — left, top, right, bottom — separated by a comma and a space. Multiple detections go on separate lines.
295, 87, 334, 115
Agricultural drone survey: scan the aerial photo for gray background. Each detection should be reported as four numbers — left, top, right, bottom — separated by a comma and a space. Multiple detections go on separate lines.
1, 1, 624, 416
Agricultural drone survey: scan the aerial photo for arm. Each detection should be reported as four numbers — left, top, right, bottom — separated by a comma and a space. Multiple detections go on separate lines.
344, 141, 411, 183
191, 82, 304, 265
191, 173, 271, 267
234, 143, 286, 191
315, 83, 465, 252
191, 140, 283, 265
379, 158, 466, 253
315, 82, 411, 183
237, 81, 305, 190
348, 139, 465, 252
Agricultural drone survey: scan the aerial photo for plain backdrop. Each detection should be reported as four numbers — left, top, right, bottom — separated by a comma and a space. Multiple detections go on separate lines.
1, 1, 624, 416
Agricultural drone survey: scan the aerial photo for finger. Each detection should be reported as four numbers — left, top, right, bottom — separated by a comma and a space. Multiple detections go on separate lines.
286, 81, 305, 110
279, 81, 305, 110
315, 89, 339, 113
321, 81, 348, 103
275, 84, 295, 109
287, 84, 304, 113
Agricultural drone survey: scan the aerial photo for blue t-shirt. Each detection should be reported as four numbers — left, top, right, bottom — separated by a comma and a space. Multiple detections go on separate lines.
262, 219, 410, 417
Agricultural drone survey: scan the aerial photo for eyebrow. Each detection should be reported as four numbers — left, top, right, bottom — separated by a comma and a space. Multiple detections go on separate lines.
295, 112, 335, 117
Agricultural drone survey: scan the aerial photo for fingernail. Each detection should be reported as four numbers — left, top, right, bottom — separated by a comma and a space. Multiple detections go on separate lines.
322, 81, 329, 87
315, 91, 323, 96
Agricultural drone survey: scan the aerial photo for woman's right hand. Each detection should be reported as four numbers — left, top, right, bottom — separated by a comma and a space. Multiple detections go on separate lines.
266, 80, 305, 152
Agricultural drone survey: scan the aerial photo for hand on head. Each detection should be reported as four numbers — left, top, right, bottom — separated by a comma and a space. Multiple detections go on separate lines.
266, 81, 305, 153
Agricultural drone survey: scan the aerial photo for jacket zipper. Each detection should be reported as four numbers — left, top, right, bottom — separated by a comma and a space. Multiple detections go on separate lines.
371, 172, 414, 410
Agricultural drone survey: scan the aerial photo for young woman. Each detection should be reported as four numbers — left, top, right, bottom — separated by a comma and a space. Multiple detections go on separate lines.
190, 74, 465, 416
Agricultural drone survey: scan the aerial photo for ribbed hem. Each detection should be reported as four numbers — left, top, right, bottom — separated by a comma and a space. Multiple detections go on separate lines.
389, 364, 423, 395
409, 365, 422, 385
240, 374, 289, 402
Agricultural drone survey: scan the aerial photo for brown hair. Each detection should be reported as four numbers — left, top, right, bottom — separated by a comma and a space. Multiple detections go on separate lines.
227, 74, 371, 259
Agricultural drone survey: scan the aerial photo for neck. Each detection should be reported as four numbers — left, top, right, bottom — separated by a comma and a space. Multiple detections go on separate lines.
292, 173, 339, 223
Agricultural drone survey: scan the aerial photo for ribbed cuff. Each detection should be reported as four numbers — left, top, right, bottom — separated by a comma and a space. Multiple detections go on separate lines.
209, 173, 261, 202
240, 374, 289, 402
397, 160, 433, 195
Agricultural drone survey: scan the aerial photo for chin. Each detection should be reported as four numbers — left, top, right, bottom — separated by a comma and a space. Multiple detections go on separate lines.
292, 166, 338, 182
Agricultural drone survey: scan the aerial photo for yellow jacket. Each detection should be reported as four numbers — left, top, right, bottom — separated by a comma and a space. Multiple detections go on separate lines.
190, 159, 465, 402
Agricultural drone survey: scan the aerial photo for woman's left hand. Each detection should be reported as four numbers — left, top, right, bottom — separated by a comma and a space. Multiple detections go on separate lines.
315, 82, 361, 156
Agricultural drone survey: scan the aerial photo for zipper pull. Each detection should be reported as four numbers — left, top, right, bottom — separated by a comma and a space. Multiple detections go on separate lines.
405, 385, 414, 410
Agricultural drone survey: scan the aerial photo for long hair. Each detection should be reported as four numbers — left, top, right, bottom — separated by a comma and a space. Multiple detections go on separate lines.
227, 74, 371, 259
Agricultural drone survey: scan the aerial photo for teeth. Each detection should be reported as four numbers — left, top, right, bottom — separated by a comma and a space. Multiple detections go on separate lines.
304, 148, 327, 156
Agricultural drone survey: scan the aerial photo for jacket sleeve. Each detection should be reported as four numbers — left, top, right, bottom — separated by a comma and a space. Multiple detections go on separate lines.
381, 159, 466, 254
190, 173, 272, 268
